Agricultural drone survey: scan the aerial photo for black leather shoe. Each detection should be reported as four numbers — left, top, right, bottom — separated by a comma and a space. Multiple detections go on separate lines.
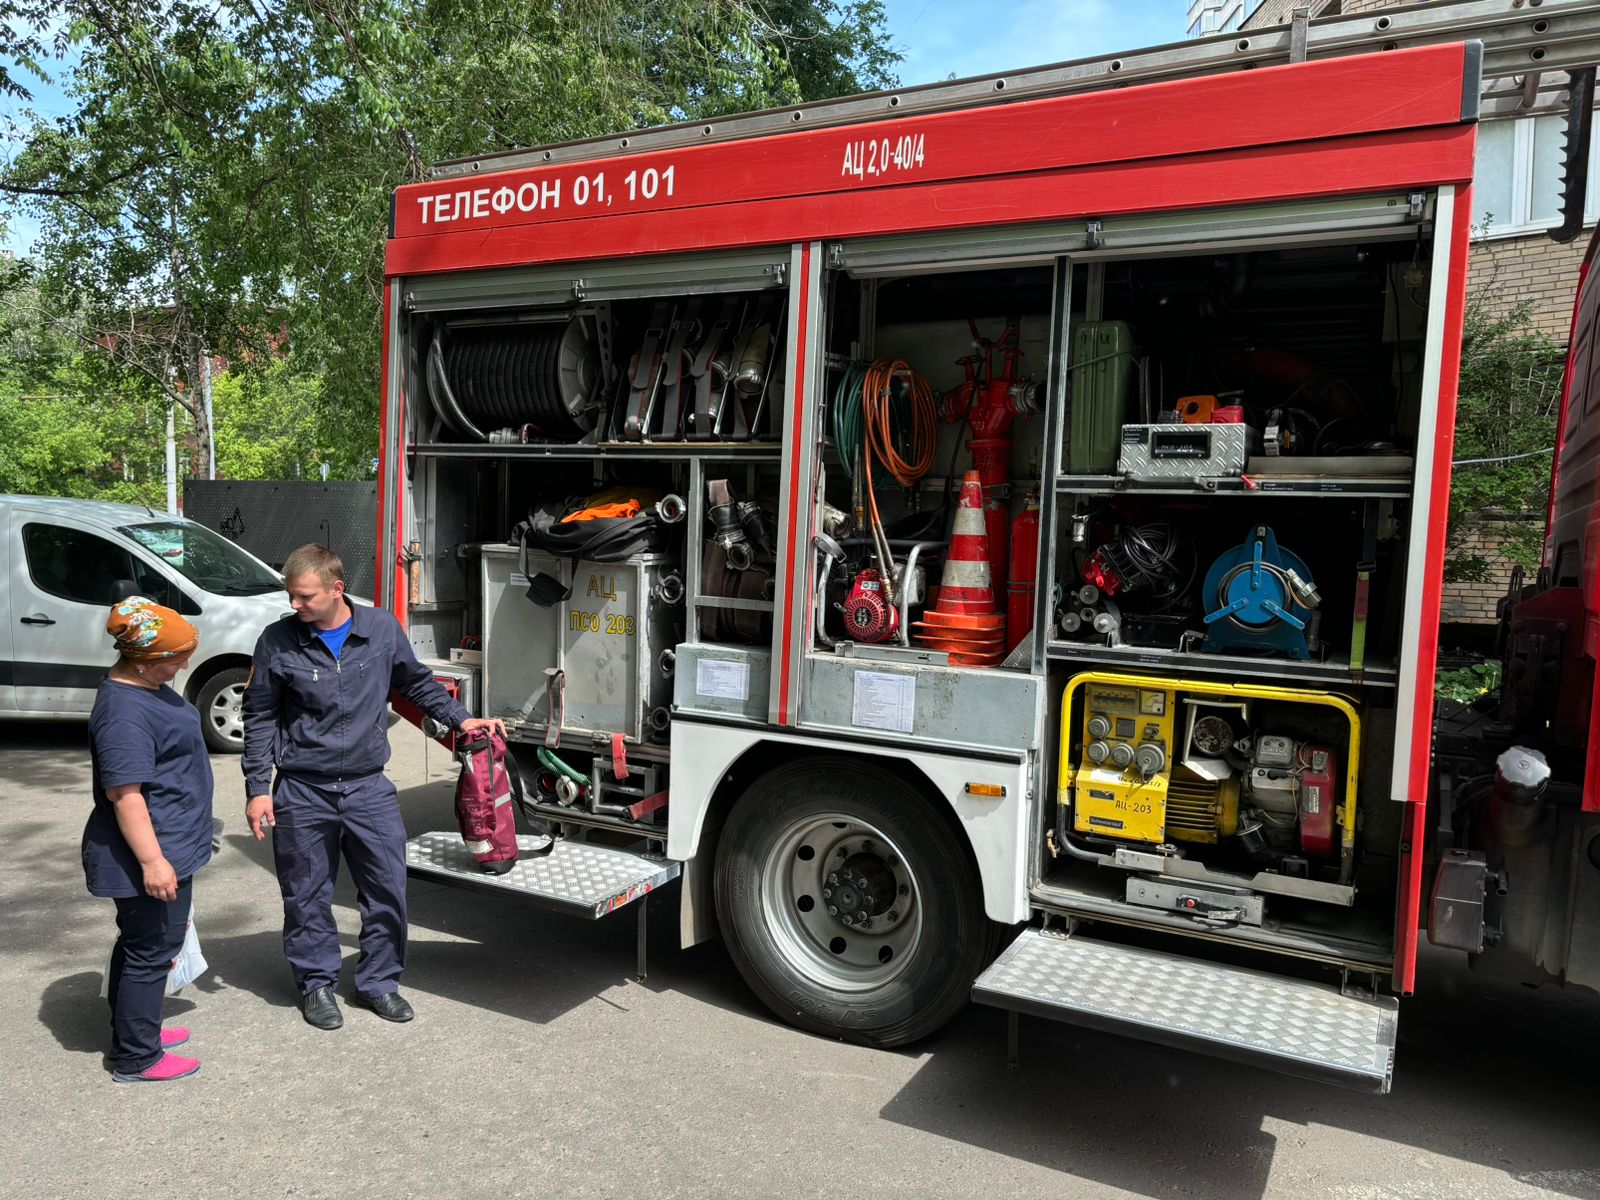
358, 991, 414, 1023
301, 985, 343, 1030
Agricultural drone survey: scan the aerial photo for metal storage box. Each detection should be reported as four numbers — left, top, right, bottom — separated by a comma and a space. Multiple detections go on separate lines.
1118, 422, 1249, 480
480, 545, 681, 743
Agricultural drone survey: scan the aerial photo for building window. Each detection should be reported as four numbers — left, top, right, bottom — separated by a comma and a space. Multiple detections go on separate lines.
1186, 0, 1261, 39
1472, 114, 1600, 238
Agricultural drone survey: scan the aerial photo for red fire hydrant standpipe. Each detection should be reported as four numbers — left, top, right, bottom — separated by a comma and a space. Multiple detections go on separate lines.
941, 323, 1039, 639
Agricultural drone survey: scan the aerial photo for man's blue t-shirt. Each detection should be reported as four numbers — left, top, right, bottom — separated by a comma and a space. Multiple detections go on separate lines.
82, 678, 214, 898
315, 614, 354, 660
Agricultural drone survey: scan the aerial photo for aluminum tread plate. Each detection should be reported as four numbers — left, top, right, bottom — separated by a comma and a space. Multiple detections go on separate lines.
973, 928, 1397, 1093
406, 832, 680, 918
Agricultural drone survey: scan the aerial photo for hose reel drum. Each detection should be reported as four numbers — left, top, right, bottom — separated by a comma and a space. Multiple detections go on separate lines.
1200, 525, 1321, 661
427, 316, 601, 442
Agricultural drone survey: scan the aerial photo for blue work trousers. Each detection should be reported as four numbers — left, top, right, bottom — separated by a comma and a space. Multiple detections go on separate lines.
108, 878, 193, 1074
271, 773, 407, 998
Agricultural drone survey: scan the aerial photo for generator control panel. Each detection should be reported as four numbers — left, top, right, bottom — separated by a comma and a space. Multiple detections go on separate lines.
1074, 682, 1176, 842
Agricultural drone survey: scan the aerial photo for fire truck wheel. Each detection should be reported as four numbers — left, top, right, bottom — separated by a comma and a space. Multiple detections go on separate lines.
195, 666, 251, 754
714, 757, 988, 1048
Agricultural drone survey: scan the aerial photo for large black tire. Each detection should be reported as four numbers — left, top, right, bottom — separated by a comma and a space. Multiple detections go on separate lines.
714, 756, 989, 1048
195, 666, 250, 754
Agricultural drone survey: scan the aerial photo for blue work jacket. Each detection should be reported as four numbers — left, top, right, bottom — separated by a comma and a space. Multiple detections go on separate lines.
242, 603, 469, 796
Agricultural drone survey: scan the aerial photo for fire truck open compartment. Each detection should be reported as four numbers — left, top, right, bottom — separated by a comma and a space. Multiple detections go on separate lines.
1030, 228, 1433, 970
808, 263, 1054, 670
398, 260, 795, 836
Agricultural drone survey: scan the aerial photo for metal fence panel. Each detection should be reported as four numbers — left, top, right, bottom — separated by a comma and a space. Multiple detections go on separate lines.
183, 480, 378, 599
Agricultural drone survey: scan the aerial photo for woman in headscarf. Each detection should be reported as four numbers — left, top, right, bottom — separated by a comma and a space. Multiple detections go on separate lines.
82, 596, 213, 1083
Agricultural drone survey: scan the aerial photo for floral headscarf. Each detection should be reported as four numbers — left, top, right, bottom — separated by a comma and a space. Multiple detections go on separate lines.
106, 596, 199, 661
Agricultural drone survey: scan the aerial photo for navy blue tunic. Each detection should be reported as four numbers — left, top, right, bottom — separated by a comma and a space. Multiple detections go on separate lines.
83, 678, 215, 898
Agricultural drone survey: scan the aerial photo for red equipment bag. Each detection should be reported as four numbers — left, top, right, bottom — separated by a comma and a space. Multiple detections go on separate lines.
454, 729, 552, 873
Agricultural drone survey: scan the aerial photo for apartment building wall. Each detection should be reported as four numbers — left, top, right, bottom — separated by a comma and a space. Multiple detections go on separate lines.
1470, 235, 1587, 338
1242, 0, 1339, 29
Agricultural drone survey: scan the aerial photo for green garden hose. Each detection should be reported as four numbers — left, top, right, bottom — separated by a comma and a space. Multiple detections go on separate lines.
537, 745, 590, 786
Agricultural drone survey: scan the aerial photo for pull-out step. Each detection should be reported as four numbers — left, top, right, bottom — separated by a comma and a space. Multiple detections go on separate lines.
973, 928, 1398, 1093
406, 832, 682, 976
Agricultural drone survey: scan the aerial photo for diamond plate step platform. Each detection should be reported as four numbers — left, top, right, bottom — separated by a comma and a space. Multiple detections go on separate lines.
406, 832, 680, 919
973, 928, 1398, 1093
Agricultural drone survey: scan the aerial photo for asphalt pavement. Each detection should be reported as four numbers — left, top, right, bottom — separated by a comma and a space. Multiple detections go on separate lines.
3, 715, 1599, 1200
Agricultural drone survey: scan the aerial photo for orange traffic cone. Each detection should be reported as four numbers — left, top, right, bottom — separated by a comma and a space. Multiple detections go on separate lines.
915, 471, 1006, 666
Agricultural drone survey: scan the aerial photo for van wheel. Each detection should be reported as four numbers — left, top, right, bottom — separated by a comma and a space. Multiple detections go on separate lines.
713, 757, 987, 1048
196, 667, 250, 754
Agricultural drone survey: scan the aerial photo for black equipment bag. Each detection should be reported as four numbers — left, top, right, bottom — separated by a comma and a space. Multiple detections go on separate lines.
510, 499, 668, 606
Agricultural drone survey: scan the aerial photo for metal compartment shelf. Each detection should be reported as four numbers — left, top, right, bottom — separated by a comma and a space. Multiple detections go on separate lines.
1045, 638, 1396, 687
409, 441, 782, 461
1054, 473, 1412, 499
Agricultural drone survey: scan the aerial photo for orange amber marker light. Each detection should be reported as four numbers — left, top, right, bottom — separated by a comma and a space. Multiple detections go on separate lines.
964, 782, 1006, 798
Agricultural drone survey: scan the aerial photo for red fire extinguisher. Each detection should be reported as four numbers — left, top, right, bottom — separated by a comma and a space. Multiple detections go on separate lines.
1007, 492, 1041, 654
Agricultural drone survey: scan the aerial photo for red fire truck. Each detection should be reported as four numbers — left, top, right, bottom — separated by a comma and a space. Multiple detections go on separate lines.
385, 1, 1600, 1093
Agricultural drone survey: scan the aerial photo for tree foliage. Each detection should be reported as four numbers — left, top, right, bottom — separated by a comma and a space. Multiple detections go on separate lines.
0, 0, 899, 484
0, 264, 179, 503
1446, 296, 1565, 583
212, 359, 322, 481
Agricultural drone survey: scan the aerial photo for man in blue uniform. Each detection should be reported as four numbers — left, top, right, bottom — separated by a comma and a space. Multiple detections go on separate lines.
244, 545, 502, 1029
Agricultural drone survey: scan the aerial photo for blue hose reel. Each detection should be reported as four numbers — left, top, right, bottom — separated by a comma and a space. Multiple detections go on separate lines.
1201, 525, 1320, 660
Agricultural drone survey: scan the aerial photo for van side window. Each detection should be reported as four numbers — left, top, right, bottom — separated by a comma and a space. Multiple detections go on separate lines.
132, 559, 200, 614
128, 553, 199, 611
22, 523, 152, 607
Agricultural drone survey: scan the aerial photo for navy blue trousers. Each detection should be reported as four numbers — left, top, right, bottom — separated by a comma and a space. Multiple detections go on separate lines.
271, 773, 407, 998
108, 877, 192, 1074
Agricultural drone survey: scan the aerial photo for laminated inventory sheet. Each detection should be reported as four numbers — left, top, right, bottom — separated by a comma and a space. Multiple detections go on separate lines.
696, 658, 750, 702
852, 670, 916, 734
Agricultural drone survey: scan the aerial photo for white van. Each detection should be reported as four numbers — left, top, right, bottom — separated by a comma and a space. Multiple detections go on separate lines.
1, 494, 293, 751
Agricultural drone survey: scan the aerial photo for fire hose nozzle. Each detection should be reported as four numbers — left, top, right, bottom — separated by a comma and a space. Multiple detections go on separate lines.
1286, 569, 1321, 608
707, 478, 745, 550
1009, 379, 1042, 414
737, 500, 772, 554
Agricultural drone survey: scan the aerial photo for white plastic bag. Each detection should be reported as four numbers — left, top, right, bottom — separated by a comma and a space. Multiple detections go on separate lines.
99, 903, 208, 998
166, 911, 208, 995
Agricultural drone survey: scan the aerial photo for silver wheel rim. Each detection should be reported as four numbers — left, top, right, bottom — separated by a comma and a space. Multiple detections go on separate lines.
207, 682, 247, 746
757, 811, 922, 993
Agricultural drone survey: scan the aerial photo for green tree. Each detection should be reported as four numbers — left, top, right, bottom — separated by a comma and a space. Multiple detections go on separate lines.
0, 264, 169, 501
212, 360, 322, 480
1446, 297, 1565, 582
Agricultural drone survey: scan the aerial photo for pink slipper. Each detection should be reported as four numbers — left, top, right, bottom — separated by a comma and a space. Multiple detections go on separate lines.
104, 1027, 190, 1061
113, 1052, 201, 1083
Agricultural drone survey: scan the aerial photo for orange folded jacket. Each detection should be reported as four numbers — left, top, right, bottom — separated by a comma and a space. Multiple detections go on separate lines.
560, 499, 642, 523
